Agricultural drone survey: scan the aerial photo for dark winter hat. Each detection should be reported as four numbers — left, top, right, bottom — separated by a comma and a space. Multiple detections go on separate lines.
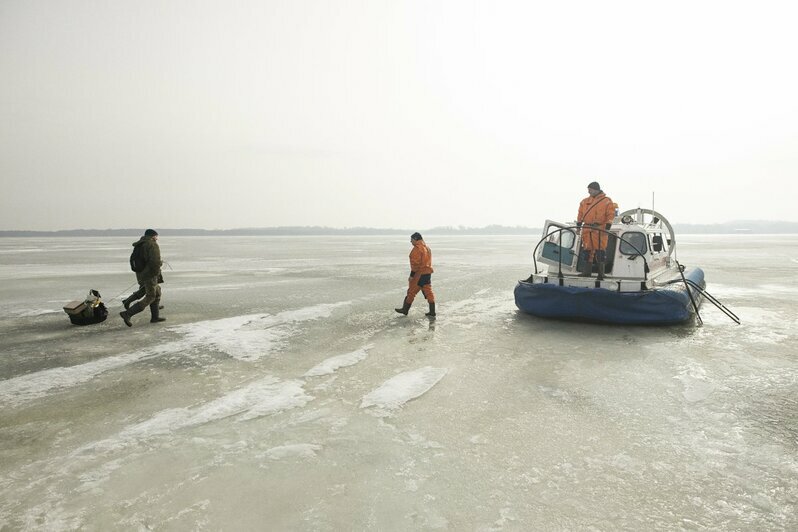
587, 181, 601, 191
144, 229, 158, 236
411, 232, 423, 241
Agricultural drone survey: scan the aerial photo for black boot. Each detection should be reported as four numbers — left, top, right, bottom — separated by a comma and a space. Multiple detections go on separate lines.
150, 300, 166, 323
122, 286, 145, 310
120, 301, 146, 327
394, 299, 411, 316
578, 261, 593, 277
596, 262, 606, 281
122, 294, 138, 310
425, 302, 436, 317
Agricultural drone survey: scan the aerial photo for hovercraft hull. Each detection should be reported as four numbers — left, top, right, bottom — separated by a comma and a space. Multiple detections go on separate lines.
514, 268, 705, 325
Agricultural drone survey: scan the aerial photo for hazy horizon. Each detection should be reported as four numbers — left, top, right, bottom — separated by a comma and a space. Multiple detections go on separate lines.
2, 1, 797, 231
2, 218, 797, 237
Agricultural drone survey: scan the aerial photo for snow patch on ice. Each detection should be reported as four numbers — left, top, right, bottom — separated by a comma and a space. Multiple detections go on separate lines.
21, 501, 84, 531
75, 458, 124, 493
493, 506, 518, 529
443, 292, 515, 328
11, 307, 62, 317
674, 362, 716, 403
0, 343, 181, 407
361, 367, 448, 410
304, 344, 373, 377
709, 283, 798, 298
677, 377, 715, 402
82, 376, 311, 453
276, 302, 349, 322
0, 248, 45, 253
263, 443, 322, 460
169, 314, 287, 361
175, 282, 260, 292
169, 302, 350, 361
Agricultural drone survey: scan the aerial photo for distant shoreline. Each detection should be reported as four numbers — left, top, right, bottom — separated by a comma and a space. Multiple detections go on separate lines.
2, 221, 798, 237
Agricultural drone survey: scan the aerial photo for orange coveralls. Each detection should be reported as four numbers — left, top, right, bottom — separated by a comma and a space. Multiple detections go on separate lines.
405, 239, 435, 304
577, 192, 615, 262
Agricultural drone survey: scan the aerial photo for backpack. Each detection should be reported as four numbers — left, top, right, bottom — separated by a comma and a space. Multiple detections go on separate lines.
130, 245, 147, 272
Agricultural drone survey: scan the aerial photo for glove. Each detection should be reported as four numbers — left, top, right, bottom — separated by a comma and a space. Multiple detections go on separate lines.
605, 223, 612, 230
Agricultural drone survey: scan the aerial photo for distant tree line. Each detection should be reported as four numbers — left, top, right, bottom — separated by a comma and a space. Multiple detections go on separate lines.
0, 225, 541, 237
2, 221, 797, 237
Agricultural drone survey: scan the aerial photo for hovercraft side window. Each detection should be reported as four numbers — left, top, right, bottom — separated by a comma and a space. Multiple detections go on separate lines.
619, 231, 648, 255
651, 233, 669, 253
545, 226, 576, 249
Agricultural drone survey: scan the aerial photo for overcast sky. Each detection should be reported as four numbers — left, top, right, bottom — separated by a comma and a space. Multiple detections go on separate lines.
1, 0, 796, 231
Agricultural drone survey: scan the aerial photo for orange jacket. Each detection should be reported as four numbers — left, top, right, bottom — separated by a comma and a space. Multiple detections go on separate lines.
409, 239, 433, 275
577, 192, 615, 251
578, 192, 615, 227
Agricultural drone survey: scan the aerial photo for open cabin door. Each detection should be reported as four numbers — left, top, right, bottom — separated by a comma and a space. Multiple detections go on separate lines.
537, 221, 578, 270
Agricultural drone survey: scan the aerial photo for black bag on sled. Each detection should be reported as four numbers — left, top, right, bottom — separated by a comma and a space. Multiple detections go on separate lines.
63, 289, 108, 326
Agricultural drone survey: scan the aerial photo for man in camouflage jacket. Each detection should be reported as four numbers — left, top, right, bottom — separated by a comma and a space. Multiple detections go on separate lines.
120, 229, 165, 327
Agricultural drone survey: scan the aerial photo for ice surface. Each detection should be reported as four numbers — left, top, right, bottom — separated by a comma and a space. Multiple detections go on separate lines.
1, 235, 796, 530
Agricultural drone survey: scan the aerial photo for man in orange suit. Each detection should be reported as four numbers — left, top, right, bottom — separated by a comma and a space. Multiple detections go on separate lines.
576, 182, 615, 280
395, 232, 436, 317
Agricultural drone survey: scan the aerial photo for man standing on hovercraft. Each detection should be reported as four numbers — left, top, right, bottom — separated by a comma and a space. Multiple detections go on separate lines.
576, 182, 615, 280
